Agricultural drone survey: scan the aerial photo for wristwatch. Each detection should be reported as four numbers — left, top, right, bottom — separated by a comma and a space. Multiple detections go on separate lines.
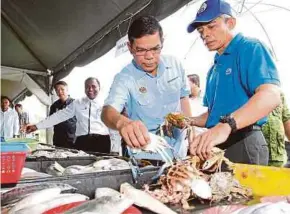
219, 114, 237, 133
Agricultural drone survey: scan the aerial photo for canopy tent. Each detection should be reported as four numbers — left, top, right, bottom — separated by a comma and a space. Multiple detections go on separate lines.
1, 0, 192, 104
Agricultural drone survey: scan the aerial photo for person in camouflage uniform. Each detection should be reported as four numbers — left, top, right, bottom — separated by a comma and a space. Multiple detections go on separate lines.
262, 92, 290, 167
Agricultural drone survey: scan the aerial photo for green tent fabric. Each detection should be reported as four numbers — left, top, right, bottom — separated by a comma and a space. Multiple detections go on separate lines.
1, 0, 192, 98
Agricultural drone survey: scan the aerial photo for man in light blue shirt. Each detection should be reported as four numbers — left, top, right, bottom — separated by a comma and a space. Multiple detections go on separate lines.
101, 15, 192, 160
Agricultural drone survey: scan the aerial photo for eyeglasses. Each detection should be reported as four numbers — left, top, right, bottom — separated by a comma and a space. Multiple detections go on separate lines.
132, 46, 163, 56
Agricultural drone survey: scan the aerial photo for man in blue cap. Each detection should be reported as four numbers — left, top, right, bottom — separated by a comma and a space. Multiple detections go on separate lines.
188, 0, 281, 165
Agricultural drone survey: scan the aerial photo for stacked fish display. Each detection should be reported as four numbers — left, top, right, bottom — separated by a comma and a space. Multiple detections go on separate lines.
45, 158, 131, 176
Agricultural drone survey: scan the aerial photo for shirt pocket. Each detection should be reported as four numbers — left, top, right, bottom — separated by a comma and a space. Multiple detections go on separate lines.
166, 76, 181, 93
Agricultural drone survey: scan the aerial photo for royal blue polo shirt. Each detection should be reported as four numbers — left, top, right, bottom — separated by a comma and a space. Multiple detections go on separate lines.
204, 33, 280, 128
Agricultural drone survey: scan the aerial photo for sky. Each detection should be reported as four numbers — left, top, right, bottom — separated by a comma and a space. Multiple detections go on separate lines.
22, 0, 290, 123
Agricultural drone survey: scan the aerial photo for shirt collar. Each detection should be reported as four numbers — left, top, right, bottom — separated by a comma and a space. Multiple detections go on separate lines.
1, 107, 12, 113
223, 33, 243, 55
214, 33, 243, 62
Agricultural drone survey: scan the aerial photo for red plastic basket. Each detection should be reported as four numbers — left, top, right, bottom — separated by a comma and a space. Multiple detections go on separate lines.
1, 151, 27, 187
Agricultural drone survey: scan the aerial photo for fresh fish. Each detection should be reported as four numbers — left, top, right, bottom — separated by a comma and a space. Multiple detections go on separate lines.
30, 149, 91, 158
46, 161, 66, 176
120, 182, 177, 214
64, 195, 133, 214
248, 201, 290, 214
21, 167, 52, 179
92, 158, 130, 171
42, 201, 86, 214
95, 187, 121, 199
1, 183, 77, 206
203, 205, 246, 214
16, 193, 89, 214
232, 202, 271, 214
234, 202, 290, 214
46, 158, 130, 176
9, 187, 61, 213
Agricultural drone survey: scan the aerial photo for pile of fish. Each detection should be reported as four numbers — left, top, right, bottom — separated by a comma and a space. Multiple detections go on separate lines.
202, 196, 290, 214
46, 158, 130, 176
1, 183, 87, 214
29, 149, 92, 158
1, 182, 178, 214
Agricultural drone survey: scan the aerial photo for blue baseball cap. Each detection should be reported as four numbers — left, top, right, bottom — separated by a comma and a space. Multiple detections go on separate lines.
187, 0, 233, 33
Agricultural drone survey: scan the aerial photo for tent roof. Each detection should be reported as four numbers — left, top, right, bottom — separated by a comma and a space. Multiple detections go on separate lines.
1, 0, 191, 94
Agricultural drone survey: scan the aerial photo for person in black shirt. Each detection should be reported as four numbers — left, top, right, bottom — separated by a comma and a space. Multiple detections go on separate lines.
50, 81, 77, 148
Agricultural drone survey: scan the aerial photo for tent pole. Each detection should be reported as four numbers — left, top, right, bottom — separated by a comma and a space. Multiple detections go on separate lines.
45, 75, 54, 145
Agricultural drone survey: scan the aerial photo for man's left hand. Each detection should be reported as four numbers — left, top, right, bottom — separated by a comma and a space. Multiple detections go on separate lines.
189, 123, 232, 160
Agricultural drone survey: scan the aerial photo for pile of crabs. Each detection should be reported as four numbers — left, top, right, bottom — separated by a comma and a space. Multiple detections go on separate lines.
143, 113, 253, 210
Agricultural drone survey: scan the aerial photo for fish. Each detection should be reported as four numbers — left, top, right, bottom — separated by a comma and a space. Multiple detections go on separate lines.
120, 182, 177, 214
42, 201, 86, 214
234, 201, 290, 214
1, 183, 77, 206
16, 193, 89, 214
46, 158, 130, 176
202, 205, 246, 214
21, 167, 52, 179
8, 187, 61, 213
64, 195, 133, 214
95, 187, 121, 199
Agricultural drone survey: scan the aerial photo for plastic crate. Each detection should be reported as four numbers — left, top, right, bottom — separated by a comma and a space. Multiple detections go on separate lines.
5, 138, 39, 151
1, 143, 29, 187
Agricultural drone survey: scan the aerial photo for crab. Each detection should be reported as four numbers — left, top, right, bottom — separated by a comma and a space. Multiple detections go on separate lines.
201, 147, 234, 173
209, 172, 252, 203
130, 132, 174, 165
161, 112, 195, 142
145, 156, 212, 210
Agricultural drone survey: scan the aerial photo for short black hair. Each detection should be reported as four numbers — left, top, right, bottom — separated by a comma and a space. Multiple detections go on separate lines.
85, 77, 100, 88
128, 15, 163, 44
187, 74, 200, 87
54, 81, 68, 90
1, 96, 11, 103
15, 103, 22, 108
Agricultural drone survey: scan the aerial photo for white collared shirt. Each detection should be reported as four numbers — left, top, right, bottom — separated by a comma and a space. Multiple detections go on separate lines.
1, 108, 20, 139
37, 97, 109, 136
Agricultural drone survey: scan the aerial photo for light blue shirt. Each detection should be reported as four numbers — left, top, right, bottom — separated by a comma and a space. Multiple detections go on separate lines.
203, 33, 280, 128
105, 55, 191, 159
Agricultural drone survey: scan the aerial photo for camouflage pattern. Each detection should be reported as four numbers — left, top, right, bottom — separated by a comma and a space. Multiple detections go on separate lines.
262, 93, 290, 166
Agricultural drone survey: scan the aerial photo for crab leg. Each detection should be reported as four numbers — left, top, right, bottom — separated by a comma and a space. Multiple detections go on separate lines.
155, 146, 173, 166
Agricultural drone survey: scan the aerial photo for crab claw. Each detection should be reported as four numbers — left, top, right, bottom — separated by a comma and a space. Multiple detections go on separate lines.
131, 133, 174, 165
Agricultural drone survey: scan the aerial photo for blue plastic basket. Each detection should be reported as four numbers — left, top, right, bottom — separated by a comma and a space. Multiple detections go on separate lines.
1, 142, 29, 152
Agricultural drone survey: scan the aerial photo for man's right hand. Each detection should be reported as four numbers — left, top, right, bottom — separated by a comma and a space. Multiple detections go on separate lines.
25, 124, 38, 133
118, 120, 150, 148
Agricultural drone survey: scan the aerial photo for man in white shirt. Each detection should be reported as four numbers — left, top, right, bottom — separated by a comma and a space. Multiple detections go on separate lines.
1, 96, 19, 140
26, 77, 110, 153
187, 74, 208, 117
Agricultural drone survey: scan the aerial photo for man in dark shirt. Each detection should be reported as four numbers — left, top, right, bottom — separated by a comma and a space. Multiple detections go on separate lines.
50, 81, 76, 148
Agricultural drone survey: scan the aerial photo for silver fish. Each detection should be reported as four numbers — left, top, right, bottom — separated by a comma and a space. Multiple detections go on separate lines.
8, 187, 61, 213
120, 182, 177, 214
16, 193, 89, 214
64, 195, 133, 214
1, 183, 77, 206
235, 202, 290, 214
95, 187, 121, 199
